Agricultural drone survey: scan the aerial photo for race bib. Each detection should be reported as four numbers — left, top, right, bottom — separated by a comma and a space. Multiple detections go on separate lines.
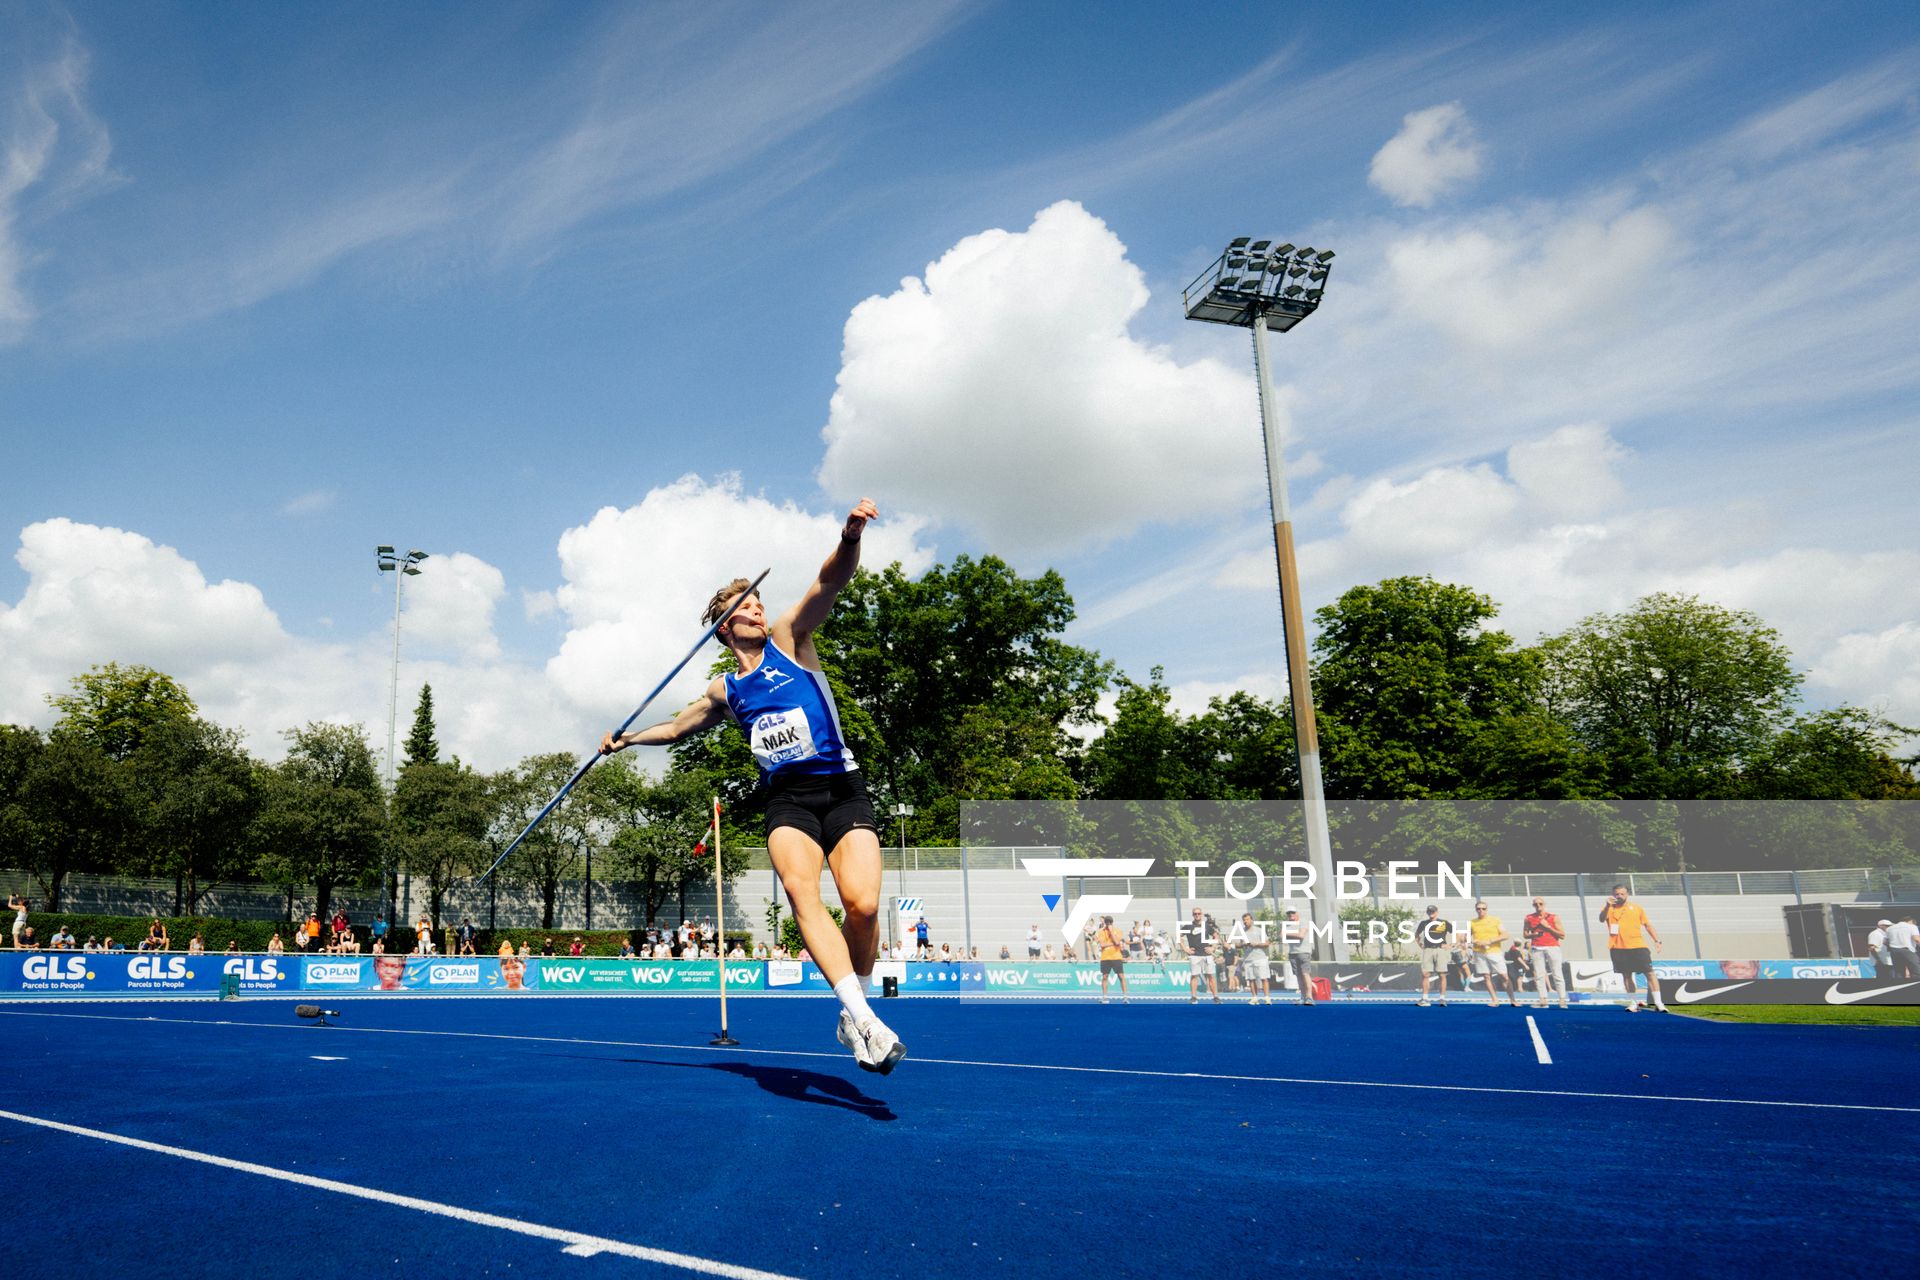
1608, 922, 1620, 936
750, 708, 819, 770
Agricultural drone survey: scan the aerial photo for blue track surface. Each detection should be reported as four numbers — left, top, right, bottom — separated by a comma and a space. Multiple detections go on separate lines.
2, 996, 1916, 1277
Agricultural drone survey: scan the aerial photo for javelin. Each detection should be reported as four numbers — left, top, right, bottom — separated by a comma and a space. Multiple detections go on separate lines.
475, 566, 770, 886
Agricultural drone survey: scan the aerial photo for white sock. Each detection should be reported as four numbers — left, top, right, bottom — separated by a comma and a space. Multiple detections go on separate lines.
833, 974, 877, 1025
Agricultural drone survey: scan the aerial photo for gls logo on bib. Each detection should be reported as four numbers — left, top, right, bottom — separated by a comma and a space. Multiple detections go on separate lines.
750, 708, 818, 769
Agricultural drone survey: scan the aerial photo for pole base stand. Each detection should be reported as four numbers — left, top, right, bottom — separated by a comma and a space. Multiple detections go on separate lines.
709, 1032, 740, 1046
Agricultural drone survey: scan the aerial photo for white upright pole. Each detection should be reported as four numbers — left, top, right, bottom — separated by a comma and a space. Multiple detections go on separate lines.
385, 566, 406, 920
709, 797, 738, 1046
1251, 314, 1345, 961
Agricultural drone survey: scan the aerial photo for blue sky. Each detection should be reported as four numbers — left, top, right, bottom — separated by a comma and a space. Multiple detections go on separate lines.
3, 1, 1917, 770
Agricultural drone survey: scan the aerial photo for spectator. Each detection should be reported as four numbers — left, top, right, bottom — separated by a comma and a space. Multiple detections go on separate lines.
968, 947, 980, 960
1027, 924, 1042, 959
339, 928, 361, 954
1468, 902, 1517, 1009
622, 939, 638, 959
998, 943, 1011, 960
370, 934, 385, 955
1888, 915, 1920, 980
1868, 919, 1893, 977
293, 925, 309, 951
267, 932, 284, 954
1415, 905, 1452, 1007
17, 926, 37, 949
518, 941, 531, 961
50, 925, 75, 949
147, 918, 170, 952
457, 918, 477, 955
188, 933, 205, 954
1238, 912, 1272, 1005
224, 939, 238, 953
8, 894, 27, 948
937, 942, 954, 963
1449, 938, 1472, 992
1082, 922, 1097, 963
103, 935, 119, 951
498, 938, 515, 960
1524, 897, 1570, 1010
1181, 907, 1220, 1005
370, 915, 388, 950
331, 909, 349, 942
1042, 943, 1057, 961
414, 924, 435, 956
1281, 908, 1316, 1006
1599, 883, 1666, 1012
540, 937, 556, 957
304, 912, 321, 949
914, 916, 931, 960
1504, 939, 1529, 994
83, 935, 100, 952
569, 936, 585, 957
1093, 914, 1129, 1003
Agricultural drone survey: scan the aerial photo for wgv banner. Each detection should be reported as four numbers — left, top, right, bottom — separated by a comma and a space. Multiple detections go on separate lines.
530, 959, 764, 992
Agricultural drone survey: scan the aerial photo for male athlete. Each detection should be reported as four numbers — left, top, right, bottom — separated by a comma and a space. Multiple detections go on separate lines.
600, 498, 905, 1073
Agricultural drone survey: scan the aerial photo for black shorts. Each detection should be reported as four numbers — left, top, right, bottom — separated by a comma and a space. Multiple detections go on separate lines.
1100, 958, 1126, 976
1611, 946, 1652, 976
764, 770, 877, 854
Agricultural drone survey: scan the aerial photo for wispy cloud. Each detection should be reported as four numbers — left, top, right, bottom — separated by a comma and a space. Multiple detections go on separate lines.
0, 20, 118, 344
280, 489, 337, 516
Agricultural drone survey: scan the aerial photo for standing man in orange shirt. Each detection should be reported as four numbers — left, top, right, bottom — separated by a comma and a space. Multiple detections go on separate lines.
1600, 883, 1666, 1012
1095, 915, 1129, 1004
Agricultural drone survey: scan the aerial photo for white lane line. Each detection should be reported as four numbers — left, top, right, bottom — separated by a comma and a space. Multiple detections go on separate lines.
1525, 1015, 1552, 1065
0, 1107, 798, 1279
4, 1007, 1912, 1115
310, 1055, 347, 1062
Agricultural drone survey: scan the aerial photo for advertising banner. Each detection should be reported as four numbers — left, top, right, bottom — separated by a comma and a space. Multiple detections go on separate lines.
1651, 959, 1876, 981
1665, 977, 1920, 1006
530, 959, 764, 992
0, 952, 227, 996
297, 955, 537, 993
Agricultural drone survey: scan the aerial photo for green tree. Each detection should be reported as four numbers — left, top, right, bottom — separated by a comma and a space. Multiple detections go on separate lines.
0, 725, 47, 870
253, 722, 386, 922
1084, 669, 1189, 800
594, 759, 744, 926
1179, 691, 1300, 800
492, 752, 599, 929
819, 556, 1111, 834
395, 759, 490, 928
19, 731, 129, 910
405, 684, 440, 767
1738, 708, 1918, 799
1312, 577, 1537, 798
1541, 593, 1802, 797
126, 717, 262, 915
47, 663, 197, 761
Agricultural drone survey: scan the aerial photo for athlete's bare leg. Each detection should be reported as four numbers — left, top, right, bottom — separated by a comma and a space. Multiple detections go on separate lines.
826, 827, 882, 979
769, 828, 854, 986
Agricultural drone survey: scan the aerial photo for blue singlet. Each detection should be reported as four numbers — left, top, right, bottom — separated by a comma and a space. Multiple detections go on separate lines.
723, 640, 858, 783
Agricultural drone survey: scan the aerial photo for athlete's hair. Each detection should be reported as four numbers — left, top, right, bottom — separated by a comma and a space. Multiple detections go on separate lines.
702, 577, 758, 641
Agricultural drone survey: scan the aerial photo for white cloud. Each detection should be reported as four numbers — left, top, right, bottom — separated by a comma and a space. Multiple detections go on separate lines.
401, 551, 506, 662
1, 31, 117, 343
1505, 423, 1626, 517
280, 489, 336, 516
545, 473, 935, 714
818, 200, 1262, 559
1369, 102, 1485, 208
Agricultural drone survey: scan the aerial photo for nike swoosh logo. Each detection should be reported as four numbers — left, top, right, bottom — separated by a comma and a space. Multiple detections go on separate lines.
1825, 981, 1920, 1005
1335, 972, 1363, 983
1378, 971, 1405, 981
1673, 982, 1753, 1003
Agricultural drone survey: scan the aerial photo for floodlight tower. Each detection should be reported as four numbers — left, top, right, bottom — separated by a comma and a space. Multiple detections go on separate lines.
377, 546, 429, 919
1182, 238, 1345, 960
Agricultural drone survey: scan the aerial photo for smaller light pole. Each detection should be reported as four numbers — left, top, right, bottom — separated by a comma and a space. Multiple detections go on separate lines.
377, 546, 429, 922
893, 802, 914, 952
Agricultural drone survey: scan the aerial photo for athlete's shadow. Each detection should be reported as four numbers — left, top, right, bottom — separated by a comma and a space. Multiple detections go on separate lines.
582, 1056, 897, 1121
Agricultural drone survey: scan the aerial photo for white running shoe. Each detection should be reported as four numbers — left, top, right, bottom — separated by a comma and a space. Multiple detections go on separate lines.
859, 1018, 907, 1075
836, 1010, 876, 1069
1416, 998, 1430, 1007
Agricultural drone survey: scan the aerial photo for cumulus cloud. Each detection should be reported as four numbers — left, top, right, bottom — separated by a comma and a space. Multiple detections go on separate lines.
1368, 102, 1485, 208
545, 473, 935, 713
401, 552, 506, 661
1188, 425, 1920, 733
817, 200, 1261, 559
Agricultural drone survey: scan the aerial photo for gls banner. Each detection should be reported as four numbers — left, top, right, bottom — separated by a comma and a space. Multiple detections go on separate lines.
0, 953, 226, 995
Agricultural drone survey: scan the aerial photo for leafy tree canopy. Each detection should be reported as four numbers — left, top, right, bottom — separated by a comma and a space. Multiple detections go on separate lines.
48, 663, 197, 762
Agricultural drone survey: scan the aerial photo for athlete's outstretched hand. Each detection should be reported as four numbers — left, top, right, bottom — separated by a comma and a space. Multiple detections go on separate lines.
599, 730, 625, 755
842, 497, 878, 542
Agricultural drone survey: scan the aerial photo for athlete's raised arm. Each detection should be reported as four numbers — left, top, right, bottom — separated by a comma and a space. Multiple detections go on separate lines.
600, 678, 729, 753
776, 497, 876, 652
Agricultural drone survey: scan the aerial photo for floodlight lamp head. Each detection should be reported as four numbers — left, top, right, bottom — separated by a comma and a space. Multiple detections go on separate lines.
379, 562, 395, 571
1296, 247, 1315, 259
403, 565, 422, 576
1228, 236, 1250, 249
1283, 284, 1304, 297
1249, 240, 1270, 252
377, 545, 395, 555
409, 550, 428, 561
1273, 243, 1295, 257
1315, 250, 1335, 263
